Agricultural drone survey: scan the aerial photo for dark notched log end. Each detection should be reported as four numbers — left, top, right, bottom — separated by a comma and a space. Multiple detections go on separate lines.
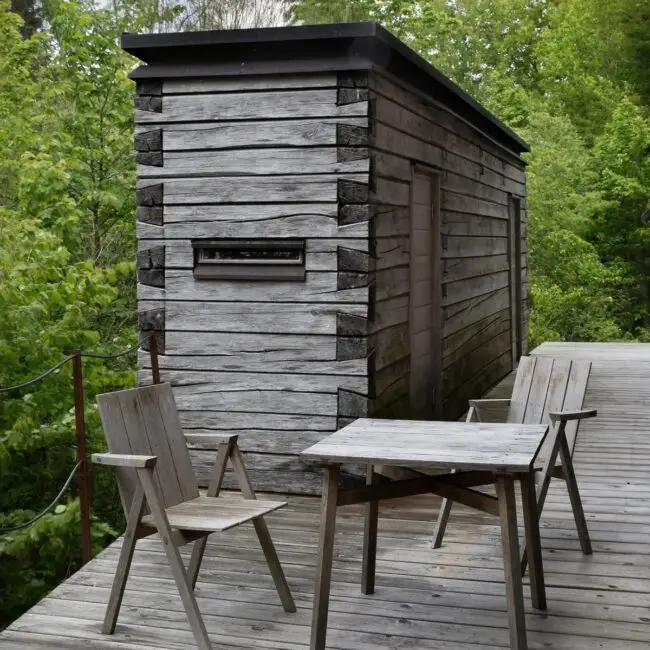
136, 206, 163, 226
136, 184, 163, 207
338, 272, 369, 290
337, 337, 368, 361
135, 129, 163, 152
338, 179, 369, 205
138, 268, 165, 288
337, 146, 369, 163
336, 123, 369, 148
139, 308, 165, 332
337, 71, 369, 105
338, 71, 369, 89
135, 96, 163, 113
338, 203, 369, 226
338, 388, 369, 419
337, 312, 368, 337
136, 80, 163, 96
140, 330, 165, 355
338, 246, 370, 273
136, 152, 163, 167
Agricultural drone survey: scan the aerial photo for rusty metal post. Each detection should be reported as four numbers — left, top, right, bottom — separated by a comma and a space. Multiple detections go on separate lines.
149, 331, 161, 384
72, 350, 92, 565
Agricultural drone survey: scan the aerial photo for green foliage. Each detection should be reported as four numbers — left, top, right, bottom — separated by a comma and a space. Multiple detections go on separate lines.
292, 0, 650, 345
0, 0, 166, 629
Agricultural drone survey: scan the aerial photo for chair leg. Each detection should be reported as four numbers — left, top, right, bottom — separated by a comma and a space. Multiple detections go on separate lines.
559, 433, 592, 555
230, 445, 296, 612
103, 485, 145, 634
521, 420, 564, 575
520, 472, 546, 610
432, 497, 453, 549
137, 468, 212, 650
187, 440, 231, 590
361, 464, 379, 595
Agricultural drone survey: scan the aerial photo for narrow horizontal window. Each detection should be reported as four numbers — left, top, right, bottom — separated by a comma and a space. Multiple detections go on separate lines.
192, 239, 306, 281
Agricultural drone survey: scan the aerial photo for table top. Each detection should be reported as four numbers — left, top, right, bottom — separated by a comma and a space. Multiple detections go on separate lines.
301, 419, 550, 472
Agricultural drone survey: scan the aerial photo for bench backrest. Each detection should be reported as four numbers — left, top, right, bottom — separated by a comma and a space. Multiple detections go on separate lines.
509, 356, 592, 459
97, 383, 199, 514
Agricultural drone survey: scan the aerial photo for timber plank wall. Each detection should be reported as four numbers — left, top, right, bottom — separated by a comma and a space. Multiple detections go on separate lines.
367, 70, 529, 421
136, 73, 372, 494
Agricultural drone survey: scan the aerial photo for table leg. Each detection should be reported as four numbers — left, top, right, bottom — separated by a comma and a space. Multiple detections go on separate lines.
496, 475, 528, 650
520, 472, 546, 610
361, 463, 379, 595
311, 466, 339, 650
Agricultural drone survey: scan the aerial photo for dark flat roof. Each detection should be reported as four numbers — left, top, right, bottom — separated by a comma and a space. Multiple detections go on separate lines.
122, 22, 529, 154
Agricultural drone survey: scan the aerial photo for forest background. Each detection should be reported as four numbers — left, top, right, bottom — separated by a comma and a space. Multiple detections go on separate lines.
1, 0, 649, 628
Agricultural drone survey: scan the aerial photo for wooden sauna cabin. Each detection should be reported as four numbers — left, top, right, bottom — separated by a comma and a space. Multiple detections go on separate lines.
127, 22, 529, 494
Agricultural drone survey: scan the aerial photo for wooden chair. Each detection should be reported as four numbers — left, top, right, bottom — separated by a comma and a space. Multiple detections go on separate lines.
91, 383, 295, 650
433, 356, 596, 569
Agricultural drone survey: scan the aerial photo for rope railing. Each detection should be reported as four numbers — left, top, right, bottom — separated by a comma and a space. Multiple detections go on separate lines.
0, 355, 76, 394
0, 336, 150, 394
0, 331, 161, 562
0, 461, 82, 534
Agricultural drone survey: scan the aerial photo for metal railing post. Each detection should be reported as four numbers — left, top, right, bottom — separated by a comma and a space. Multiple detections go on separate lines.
149, 331, 161, 384
72, 349, 92, 565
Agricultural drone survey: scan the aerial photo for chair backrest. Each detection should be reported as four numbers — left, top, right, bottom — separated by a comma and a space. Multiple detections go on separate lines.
508, 356, 592, 460
97, 383, 199, 515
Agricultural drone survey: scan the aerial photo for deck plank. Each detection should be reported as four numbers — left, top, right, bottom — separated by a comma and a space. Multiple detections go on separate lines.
2, 341, 650, 649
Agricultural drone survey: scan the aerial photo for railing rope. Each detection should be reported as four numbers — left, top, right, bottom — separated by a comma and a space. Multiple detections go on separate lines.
0, 461, 82, 534
0, 331, 161, 565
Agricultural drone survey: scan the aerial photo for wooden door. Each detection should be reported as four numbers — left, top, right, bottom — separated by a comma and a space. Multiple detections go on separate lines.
409, 166, 442, 418
508, 195, 523, 368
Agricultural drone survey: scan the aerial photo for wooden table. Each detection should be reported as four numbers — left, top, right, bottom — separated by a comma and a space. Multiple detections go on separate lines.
301, 419, 551, 650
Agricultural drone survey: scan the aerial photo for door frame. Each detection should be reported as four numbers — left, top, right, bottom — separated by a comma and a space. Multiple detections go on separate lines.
410, 164, 443, 418
508, 195, 523, 368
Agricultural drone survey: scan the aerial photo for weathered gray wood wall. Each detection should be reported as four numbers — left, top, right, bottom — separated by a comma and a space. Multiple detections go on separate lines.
135, 73, 372, 494
367, 71, 528, 420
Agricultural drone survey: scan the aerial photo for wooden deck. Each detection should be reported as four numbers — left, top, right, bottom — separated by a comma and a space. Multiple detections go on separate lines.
2, 342, 650, 649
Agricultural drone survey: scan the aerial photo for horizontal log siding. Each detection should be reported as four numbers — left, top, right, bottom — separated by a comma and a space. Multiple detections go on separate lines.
136, 72, 370, 494
368, 71, 527, 420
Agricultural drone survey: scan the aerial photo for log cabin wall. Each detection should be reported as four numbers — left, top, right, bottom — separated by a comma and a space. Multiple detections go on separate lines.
124, 22, 529, 494
367, 70, 529, 421
135, 72, 372, 494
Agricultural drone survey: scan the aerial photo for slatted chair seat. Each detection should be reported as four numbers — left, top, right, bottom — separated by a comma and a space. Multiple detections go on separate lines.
91, 383, 295, 650
433, 356, 596, 572
140, 495, 287, 532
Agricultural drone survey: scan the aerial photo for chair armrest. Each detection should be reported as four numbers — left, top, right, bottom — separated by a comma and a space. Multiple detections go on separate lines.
549, 409, 597, 422
468, 399, 512, 407
91, 453, 158, 468
184, 433, 239, 446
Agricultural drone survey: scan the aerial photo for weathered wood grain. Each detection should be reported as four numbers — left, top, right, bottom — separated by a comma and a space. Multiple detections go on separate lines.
138, 351, 368, 376
139, 174, 369, 204
149, 204, 369, 239
443, 270, 510, 307
138, 369, 367, 395
135, 90, 368, 123
138, 240, 368, 271
136, 118, 368, 151
138, 270, 369, 303
174, 387, 338, 416
163, 74, 338, 94
442, 254, 510, 283
442, 235, 508, 258
138, 147, 369, 178
370, 71, 527, 180
137, 301, 366, 335
179, 410, 336, 432
163, 331, 338, 361
443, 287, 511, 338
